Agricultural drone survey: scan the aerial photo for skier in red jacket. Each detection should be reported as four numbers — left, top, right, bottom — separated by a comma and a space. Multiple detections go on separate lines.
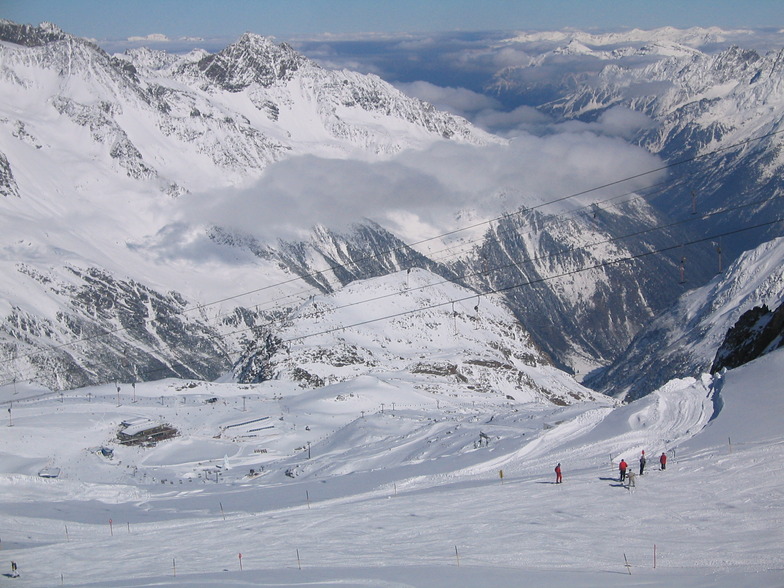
555, 463, 562, 484
660, 452, 667, 470
619, 459, 628, 482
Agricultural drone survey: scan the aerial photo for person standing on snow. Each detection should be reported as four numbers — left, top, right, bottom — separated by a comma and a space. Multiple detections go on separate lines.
660, 452, 667, 470
619, 459, 628, 482
639, 451, 647, 476
10, 561, 19, 578
555, 463, 562, 484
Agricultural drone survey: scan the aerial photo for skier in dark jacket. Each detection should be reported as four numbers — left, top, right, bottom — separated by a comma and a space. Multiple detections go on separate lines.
660, 452, 667, 470
639, 451, 646, 476
619, 459, 628, 482
555, 463, 562, 484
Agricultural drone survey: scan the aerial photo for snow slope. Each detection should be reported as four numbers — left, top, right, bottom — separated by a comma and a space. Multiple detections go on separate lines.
1, 347, 782, 587
240, 267, 604, 406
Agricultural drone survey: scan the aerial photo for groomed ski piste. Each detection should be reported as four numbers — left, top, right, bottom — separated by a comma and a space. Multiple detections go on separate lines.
1, 349, 783, 587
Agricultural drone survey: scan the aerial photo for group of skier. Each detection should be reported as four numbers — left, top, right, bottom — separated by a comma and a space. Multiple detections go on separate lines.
554, 451, 667, 484
618, 451, 666, 482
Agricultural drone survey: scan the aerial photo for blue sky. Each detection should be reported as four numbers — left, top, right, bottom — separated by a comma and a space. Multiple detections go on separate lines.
3, 0, 782, 43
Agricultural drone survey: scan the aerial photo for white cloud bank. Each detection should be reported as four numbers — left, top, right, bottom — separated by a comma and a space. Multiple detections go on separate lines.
170, 124, 664, 249
394, 80, 502, 118
127, 33, 171, 43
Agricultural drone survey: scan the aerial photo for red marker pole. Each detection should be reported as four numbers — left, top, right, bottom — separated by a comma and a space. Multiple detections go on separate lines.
238, 553, 243, 571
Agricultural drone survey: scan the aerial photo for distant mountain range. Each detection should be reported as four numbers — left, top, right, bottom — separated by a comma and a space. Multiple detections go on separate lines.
0, 20, 491, 390
491, 28, 784, 258
0, 20, 782, 399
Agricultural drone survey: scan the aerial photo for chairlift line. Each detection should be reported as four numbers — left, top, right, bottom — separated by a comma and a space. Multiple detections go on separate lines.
203, 148, 771, 329
216, 185, 784, 334
1, 198, 781, 389
179, 127, 784, 316
281, 191, 783, 323
2, 127, 783, 388
269, 217, 784, 349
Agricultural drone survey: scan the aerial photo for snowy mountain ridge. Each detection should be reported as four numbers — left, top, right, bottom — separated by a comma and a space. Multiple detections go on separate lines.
0, 20, 494, 198
0, 20, 499, 390
504, 26, 757, 49
529, 34, 784, 154
234, 267, 603, 406
513, 34, 784, 259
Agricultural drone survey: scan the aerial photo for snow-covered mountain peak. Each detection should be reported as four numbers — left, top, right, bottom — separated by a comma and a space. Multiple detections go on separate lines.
37, 21, 63, 34
0, 20, 493, 201
119, 46, 181, 72
0, 18, 71, 47
636, 40, 703, 58
0, 21, 496, 211
554, 38, 594, 56
193, 31, 307, 91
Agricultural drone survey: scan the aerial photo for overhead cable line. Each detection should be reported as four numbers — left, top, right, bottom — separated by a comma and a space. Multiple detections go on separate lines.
271, 218, 784, 346
2, 128, 783, 385
180, 175, 783, 330
3, 213, 781, 391
178, 127, 784, 314
293, 193, 784, 318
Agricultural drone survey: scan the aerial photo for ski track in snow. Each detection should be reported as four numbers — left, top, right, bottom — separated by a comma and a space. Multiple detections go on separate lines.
0, 351, 783, 587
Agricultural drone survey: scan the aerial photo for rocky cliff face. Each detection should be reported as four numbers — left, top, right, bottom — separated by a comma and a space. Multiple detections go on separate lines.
0, 151, 20, 198
0, 19, 74, 47
0, 264, 232, 391
449, 202, 714, 374
194, 33, 307, 91
711, 302, 784, 373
